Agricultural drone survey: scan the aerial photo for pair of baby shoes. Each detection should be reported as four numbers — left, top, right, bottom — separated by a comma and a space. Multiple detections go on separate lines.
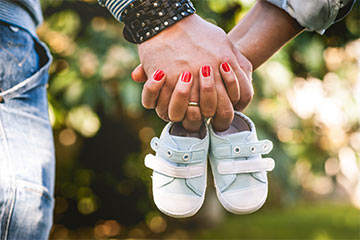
144, 112, 275, 218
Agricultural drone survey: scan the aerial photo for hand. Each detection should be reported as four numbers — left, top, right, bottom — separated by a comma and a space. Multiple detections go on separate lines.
132, 61, 252, 131
137, 14, 253, 132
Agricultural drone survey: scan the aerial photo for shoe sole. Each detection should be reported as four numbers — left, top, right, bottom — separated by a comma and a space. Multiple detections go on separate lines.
153, 158, 208, 218
215, 185, 268, 215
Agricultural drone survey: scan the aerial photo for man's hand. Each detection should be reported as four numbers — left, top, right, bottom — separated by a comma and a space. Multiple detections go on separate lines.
137, 14, 253, 132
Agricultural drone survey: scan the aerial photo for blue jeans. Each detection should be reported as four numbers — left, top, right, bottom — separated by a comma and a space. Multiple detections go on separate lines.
0, 22, 54, 239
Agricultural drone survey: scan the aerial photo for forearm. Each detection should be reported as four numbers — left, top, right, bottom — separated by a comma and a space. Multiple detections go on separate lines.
228, 1, 304, 70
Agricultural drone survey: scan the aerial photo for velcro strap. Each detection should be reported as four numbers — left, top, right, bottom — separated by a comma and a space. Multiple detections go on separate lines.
145, 154, 204, 178
150, 137, 206, 164
218, 158, 275, 174
212, 140, 273, 159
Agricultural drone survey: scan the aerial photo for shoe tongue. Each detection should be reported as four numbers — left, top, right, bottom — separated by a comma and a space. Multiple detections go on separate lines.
170, 135, 199, 151
223, 130, 251, 143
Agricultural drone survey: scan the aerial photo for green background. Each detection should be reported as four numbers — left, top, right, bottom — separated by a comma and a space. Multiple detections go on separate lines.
38, 0, 360, 239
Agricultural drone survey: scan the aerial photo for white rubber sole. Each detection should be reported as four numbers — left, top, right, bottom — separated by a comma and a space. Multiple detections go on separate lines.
152, 159, 207, 218
215, 185, 268, 215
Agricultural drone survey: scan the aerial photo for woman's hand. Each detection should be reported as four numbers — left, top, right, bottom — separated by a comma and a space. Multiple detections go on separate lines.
132, 61, 251, 131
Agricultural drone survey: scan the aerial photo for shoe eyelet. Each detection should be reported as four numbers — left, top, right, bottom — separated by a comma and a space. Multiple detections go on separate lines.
263, 144, 268, 150
182, 153, 190, 161
233, 146, 241, 154
250, 146, 256, 153
167, 150, 172, 158
153, 141, 159, 149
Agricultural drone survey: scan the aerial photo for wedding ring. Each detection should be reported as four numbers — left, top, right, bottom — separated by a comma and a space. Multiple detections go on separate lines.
188, 102, 199, 107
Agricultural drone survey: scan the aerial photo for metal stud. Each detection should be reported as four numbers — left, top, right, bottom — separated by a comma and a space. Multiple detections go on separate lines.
159, 11, 164, 16
250, 146, 256, 153
140, 36, 144, 41
141, 22, 146, 27
181, 12, 185, 16
153, 2, 158, 7
182, 153, 190, 161
154, 26, 159, 31
146, 32, 150, 37
187, 9, 192, 13
172, 16, 178, 21
175, 2, 181, 7
130, 3, 134, 8
164, 21, 169, 26
124, 9, 128, 14
136, 12, 140, 17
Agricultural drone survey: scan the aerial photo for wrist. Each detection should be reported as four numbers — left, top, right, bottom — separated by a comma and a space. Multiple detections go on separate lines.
122, 0, 196, 44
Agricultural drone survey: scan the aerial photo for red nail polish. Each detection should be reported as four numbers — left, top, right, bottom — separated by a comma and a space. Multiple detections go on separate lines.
222, 62, 230, 72
181, 72, 192, 83
201, 66, 210, 77
153, 70, 164, 81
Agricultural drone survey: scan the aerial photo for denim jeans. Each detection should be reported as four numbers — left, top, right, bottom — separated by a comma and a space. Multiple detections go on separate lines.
0, 22, 54, 239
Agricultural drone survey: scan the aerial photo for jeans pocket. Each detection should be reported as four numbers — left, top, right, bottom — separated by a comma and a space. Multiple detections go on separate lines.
0, 22, 40, 91
0, 29, 52, 105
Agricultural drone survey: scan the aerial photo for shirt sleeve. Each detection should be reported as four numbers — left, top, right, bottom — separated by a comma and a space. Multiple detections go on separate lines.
265, 0, 356, 34
98, 0, 136, 21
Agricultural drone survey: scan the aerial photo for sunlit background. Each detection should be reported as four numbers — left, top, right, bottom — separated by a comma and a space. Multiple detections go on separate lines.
37, 0, 360, 239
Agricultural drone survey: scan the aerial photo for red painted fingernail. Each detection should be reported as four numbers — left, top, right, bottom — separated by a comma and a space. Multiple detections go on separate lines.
153, 69, 164, 81
181, 72, 192, 83
222, 62, 230, 72
201, 65, 210, 77
131, 71, 136, 81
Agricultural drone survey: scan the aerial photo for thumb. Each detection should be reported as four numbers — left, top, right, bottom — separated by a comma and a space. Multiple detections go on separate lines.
131, 64, 148, 83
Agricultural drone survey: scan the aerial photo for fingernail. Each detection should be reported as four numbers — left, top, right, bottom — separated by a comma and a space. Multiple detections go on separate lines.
221, 62, 230, 72
181, 72, 192, 83
153, 69, 164, 81
131, 71, 136, 81
201, 66, 210, 77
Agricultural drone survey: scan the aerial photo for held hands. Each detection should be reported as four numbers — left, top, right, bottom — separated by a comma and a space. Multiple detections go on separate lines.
133, 14, 253, 132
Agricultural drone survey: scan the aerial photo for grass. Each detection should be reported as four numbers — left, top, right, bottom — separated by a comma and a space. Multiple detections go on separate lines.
195, 203, 360, 239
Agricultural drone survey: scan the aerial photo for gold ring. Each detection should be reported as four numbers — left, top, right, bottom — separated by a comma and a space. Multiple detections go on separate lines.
188, 102, 199, 107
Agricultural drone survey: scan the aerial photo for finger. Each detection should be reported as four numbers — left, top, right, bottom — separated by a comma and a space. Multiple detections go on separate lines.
168, 72, 193, 122
131, 64, 147, 83
220, 62, 240, 105
182, 72, 203, 132
155, 78, 176, 122
231, 51, 254, 112
211, 70, 234, 132
141, 69, 165, 109
199, 65, 217, 118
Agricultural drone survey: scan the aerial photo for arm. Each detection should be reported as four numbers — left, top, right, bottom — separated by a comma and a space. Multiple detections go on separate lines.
228, 1, 304, 70
229, 0, 356, 70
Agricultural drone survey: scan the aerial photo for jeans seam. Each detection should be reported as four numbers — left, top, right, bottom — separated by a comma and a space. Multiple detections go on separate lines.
0, 106, 16, 240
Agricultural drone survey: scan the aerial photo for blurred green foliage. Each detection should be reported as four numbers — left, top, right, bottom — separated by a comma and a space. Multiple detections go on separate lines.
37, 0, 360, 238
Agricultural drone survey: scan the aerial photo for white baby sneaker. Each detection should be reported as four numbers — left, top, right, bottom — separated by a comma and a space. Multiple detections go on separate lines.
209, 111, 275, 214
145, 122, 209, 218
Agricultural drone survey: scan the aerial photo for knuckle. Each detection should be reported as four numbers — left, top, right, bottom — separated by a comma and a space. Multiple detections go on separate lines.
144, 84, 158, 95
201, 82, 215, 94
169, 113, 183, 123
230, 94, 240, 105
242, 57, 253, 73
155, 108, 169, 122
201, 109, 216, 118
186, 108, 202, 122
243, 89, 254, 103
175, 88, 189, 98
217, 107, 234, 120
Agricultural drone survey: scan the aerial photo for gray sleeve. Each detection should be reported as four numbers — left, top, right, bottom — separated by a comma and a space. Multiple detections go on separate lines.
265, 0, 355, 34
